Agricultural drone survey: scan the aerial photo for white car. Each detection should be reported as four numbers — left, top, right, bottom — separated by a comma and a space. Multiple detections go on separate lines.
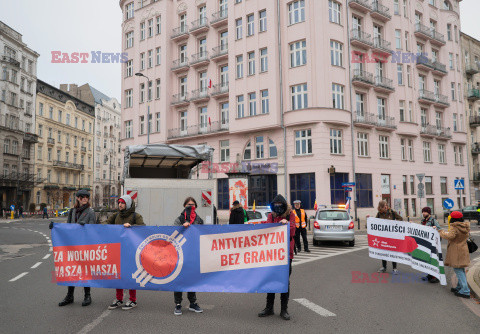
245, 208, 271, 224
313, 207, 355, 247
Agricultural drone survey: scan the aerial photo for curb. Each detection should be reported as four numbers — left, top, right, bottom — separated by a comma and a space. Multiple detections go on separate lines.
466, 257, 480, 299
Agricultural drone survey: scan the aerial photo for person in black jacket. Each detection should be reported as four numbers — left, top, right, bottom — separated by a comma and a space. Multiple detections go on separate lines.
229, 200, 247, 224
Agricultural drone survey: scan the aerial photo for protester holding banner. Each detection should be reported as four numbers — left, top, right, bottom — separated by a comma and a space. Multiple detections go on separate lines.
258, 194, 296, 321
293, 200, 310, 253
420, 207, 442, 283
373, 200, 403, 275
107, 194, 145, 310
57, 189, 96, 307
173, 197, 204, 315
438, 211, 471, 299
229, 200, 247, 224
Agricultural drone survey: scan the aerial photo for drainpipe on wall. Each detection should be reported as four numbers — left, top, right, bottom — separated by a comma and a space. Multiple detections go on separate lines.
277, 0, 288, 199
345, 6, 358, 223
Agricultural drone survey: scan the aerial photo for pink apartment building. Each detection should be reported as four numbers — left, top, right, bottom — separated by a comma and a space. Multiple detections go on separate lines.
119, 0, 468, 220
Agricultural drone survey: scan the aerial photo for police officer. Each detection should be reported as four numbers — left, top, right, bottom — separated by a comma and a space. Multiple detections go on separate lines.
293, 200, 310, 253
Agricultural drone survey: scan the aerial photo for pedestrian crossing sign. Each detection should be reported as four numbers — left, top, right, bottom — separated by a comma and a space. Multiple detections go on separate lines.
454, 179, 464, 190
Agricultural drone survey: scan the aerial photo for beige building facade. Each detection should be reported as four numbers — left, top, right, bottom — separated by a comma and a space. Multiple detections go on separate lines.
33, 80, 95, 209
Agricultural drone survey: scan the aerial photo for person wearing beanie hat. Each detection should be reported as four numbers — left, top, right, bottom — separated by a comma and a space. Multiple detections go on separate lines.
57, 189, 96, 308
106, 194, 145, 310
258, 194, 296, 321
439, 211, 471, 299
420, 206, 442, 283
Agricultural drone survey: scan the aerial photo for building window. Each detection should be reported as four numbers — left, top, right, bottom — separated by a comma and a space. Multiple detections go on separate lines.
248, 92, 257, 116
199, 107, 208, 131
329, 129, 342, 155
244, 141, 252, 160
355, 173, 373, 208
397, 64, 404, 85
288, 0, 305, 25
290, 173, 316, 209
261, 90, 269, 114
3, 139, 10, 154
217, 179, 229, 210
139, 116, 145, 135
291, 84, 308, 110
290, 40, 306, 67
357, 132, 368, 157
440, 176, 447, 194
180, 111, 187, 132
423, 142, 431, 162
330, 41, 343, 67
125, 120, 132, 138
156, 79, 161, 99
399, 100, 405, 122
328, 1, 341, 24
148, 18, 153, 37
125, 31, 134, 48
140, 22, 145, 40
236, 55, 244, 78
125, 89, 133, 108
269, 139, 277, 158
248, 51, 255, 75
247, 14, 254, 36
156, 16, 161, 34
259, 10, 267, 32
425, 176, 433, 195
332, 83, 344, 109
220, 140, 229, 162
400, 139, 407, 160
155, 112, 161, 132
125, 2, 134, 20
260, 48, 268, 72
394, 0, 400, 14
402, 175, 408, 195
379, 135, 389, 159
156, 47, 161, 65
295, 129, 312, 155
330, 172, 349, 205
438, 144, 445, 163
255, 136, 264, 159
236, 18, 243, 39
395, 29, 402, 49
237, 95, 245, 118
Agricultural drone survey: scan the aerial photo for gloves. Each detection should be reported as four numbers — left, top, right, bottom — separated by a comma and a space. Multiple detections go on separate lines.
49, 222, 54, 229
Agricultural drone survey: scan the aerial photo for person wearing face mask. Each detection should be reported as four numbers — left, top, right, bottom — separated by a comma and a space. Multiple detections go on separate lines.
258, 194, 296, 321
106, 194, 145, 310
173, 197, 204, 316
419, 207, 442, 283
57, 189, 96, 307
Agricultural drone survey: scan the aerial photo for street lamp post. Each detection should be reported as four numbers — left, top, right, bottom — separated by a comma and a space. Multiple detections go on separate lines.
135, 72, 151, 144
104, 149, 113, 208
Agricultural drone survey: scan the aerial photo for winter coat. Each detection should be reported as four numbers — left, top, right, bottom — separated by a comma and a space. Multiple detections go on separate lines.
421, 216, 442, 230
439, 221, 470, 268
173, 209, 204, 226
67, 206, 96, 225
266, 194, 296, 260
106, 202, 145, 226
229, 205, 246, 225
376, 209, 403, 221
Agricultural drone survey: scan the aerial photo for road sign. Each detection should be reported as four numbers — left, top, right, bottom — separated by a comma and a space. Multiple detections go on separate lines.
344, 187, 353, 191
201, 190, 212, 207
417, 183, 425, 191
443, 198, 454, 210
10, 205, 15, 211
417, 189, 425, 198
416, 173, 425, 183
342, 182, 356, 187
346, 196, 352, 201
454, 179, 465, 190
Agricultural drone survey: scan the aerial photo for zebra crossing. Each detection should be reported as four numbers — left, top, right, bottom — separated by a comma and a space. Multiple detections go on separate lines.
292, 235, 369, 267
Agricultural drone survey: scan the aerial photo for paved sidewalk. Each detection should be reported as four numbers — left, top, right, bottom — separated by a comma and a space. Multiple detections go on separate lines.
467, 251, 480, 299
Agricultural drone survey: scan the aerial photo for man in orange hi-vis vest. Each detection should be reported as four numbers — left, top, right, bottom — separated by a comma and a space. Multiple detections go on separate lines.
293, 200, 310, 253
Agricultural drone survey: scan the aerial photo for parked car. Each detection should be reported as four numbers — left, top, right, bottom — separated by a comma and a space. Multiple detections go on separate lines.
313, 207, 355, 247
245, 207, 271, 224
444, 205, 480, 223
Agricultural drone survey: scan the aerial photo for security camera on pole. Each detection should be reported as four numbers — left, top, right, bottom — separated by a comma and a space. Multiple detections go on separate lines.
416, 173, 425, 209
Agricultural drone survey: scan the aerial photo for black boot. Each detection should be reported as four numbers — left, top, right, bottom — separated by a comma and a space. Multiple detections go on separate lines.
258, 307, 274, 317
280, 309, 291, 320
82, 294, 92, 306
58, 295, 74, 307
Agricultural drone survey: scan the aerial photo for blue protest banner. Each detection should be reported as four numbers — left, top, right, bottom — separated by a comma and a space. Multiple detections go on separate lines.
51, 223, 290, 293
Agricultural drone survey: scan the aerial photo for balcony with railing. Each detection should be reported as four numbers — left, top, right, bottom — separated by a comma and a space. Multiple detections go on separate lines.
168, 120, 229, 140
53, 160, 84, 170
190, 18, 209, 35
420, 124, 451, 139
472, 143, 480, 155
211, 9, 228, 27
470, 115, 480, 127
352, 69, 375, 88
430, 30, 446, 46
47, 137, 55, 145
171, 93, 190, 107
372, 37, 392, 55
418, 89, 436, 104
348, 0, 371, 13
374, 76, 394, 93
211, 44, 228, 61
171, 57, 189, 72
370, 1, 391, 21
190, 51, 209, 67
24, 132, 39, 143
190, 89, 210, 103
466, 63, 480, 75
468, 89, 480, 101
171, 25, 189, 41
376, 116, 397, 130
414, 23, 432, 40
211, 83, 229, 99
416, 55, 435, 72
433, 93, 449, 107
353, 112, 377, 128
0, 114, 23, 132
350, 29, 373, 49
432, 60, 447, 75
0, 55, 20, 67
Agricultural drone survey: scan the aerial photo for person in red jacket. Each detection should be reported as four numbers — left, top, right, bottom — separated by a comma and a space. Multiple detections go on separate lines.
258, 194, 296, 321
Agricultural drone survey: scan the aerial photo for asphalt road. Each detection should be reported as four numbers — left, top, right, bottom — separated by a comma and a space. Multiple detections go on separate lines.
1, 218, 479, 334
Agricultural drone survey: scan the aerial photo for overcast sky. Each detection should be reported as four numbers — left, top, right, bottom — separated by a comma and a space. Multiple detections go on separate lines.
1, 0, 479, 102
